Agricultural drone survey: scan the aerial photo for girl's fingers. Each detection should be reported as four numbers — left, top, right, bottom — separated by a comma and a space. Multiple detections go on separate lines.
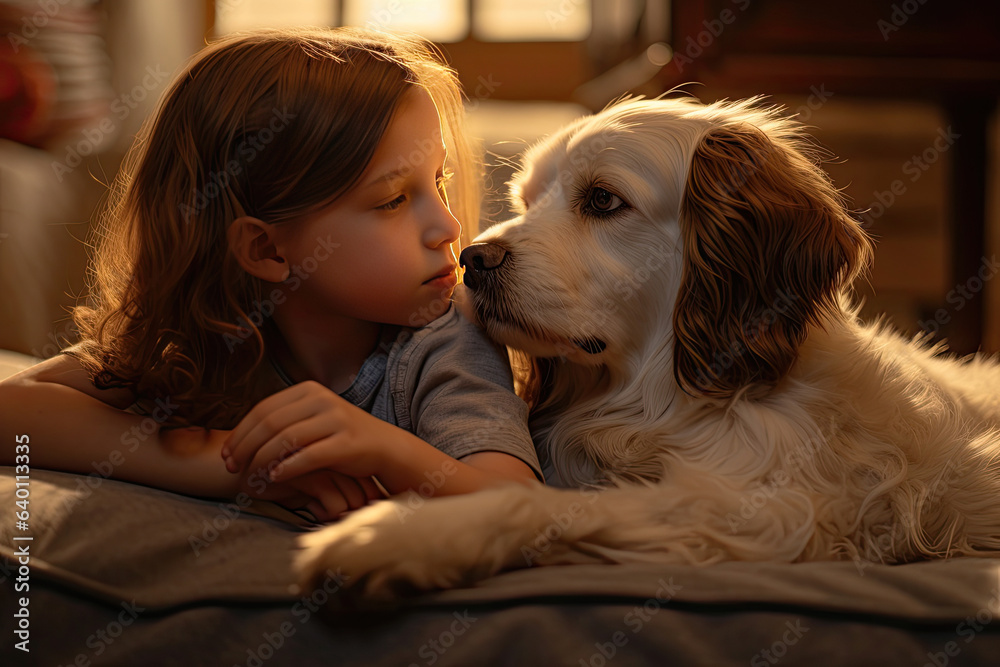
266, 436, 348, 482
222, 385, 302, 456
232, 383, 352, 445
240, 413, 348, 477
226, 397, 328, 471
304, 499, 332, 523
255, 471, 379, 523
325, 471, 371, 511
224, 398, 304, 468
287, 473, 351, 519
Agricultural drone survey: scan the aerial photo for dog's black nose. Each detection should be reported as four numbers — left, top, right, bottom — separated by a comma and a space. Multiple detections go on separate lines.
459, 243, 508, 291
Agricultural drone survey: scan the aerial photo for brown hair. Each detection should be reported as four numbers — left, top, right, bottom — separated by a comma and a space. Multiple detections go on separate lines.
72, 27, 481, 427
673, 124, 872, 398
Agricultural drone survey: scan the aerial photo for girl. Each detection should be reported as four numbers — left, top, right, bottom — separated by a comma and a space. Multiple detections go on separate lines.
0, 27, 540, 520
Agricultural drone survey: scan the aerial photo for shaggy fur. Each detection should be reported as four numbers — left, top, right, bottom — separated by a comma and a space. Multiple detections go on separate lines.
295, 97, 1000, 596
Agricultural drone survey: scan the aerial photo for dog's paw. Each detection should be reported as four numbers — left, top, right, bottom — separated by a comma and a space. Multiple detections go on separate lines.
294, 490, 523, 599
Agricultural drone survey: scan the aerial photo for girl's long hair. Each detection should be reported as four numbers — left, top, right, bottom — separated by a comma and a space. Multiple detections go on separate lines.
72, 27, 481, 428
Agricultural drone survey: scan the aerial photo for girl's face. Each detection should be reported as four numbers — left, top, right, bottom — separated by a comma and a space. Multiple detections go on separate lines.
275, 86, 462, 328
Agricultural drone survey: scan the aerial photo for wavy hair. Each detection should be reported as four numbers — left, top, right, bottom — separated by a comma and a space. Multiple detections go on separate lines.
72, 27, 481, 428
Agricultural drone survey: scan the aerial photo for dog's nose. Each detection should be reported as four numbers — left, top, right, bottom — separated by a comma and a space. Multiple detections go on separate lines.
459, 243, 508, 290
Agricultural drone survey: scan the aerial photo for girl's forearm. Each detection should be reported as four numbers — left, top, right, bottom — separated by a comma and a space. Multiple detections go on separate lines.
377, 432, 537, 497
0, 380, 237, 498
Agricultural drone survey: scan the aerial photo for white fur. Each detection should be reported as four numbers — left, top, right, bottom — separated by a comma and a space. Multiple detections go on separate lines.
296, 97, 1000, 596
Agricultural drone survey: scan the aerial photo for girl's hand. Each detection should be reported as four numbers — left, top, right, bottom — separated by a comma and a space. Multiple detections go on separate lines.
237, 467, 386, 521
223, 381, 536, 500
222, 380, 407, 487
162, 426, 383, 520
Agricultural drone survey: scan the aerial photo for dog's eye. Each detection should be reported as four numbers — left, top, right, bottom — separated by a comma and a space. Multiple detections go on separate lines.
584, 186, 627, 216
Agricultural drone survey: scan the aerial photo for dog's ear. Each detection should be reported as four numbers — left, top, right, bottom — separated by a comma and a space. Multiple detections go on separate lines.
673, 123, 872, 398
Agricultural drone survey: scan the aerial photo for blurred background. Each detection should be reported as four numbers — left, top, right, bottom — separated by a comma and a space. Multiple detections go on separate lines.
0, 0, 998, 362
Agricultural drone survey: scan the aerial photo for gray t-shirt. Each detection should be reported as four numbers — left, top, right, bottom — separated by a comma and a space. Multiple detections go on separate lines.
270, 306, 542, 480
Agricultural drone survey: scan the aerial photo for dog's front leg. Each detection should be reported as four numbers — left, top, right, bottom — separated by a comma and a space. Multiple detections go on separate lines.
295, 482, 573, 597
295, 478, 813, 597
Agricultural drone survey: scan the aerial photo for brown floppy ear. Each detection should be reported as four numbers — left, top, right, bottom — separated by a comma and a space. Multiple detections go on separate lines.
673, 124, 873, 398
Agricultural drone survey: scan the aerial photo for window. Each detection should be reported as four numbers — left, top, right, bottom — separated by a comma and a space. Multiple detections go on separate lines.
343, 0, 467, 42
214, 0, 338, 35
474, 0, 589, 42
214, 0, 592, 42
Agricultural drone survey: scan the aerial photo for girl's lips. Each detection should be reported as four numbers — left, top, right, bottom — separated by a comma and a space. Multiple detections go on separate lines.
425, 270, 458, 289
425, 266, 457, 285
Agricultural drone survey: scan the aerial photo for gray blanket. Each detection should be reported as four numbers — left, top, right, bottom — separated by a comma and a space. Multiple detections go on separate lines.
3, 466, 1000, 665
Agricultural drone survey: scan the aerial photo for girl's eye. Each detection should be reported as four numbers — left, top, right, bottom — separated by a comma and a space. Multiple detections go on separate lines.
378, 194, 407, 211
377, 169, 452, 212
588, 187, 623, 212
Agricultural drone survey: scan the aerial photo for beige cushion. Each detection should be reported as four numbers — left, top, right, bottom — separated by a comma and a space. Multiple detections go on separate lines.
0, 348, 38, 380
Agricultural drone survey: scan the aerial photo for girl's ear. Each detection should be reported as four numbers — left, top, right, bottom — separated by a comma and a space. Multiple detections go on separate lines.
228, 217, 290, 283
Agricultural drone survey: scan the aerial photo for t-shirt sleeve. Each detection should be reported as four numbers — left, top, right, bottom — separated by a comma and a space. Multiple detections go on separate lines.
405, 311, 543, 482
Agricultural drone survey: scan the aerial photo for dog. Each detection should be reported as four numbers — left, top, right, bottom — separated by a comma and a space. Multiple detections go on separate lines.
295, 96, 1000, 596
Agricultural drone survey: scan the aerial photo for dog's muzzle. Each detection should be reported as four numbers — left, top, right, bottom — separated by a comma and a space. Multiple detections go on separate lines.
460, 243, 508, 291
459, 241, 607, 357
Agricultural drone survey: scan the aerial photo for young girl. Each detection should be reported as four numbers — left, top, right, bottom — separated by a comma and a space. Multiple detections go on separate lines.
0, 27, 540, 520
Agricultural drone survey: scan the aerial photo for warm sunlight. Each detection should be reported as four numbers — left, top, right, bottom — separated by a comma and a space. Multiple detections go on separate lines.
215, 0, 338, 35
475, 0, 590, 41
343, 0, 468, 42
215, 0, 591, 42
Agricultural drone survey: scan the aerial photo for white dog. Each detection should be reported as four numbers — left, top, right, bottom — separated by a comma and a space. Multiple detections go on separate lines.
296, 97, 1000, 595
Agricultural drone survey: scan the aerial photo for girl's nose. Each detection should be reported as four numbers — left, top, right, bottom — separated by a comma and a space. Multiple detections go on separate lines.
425, 194, 462, 248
